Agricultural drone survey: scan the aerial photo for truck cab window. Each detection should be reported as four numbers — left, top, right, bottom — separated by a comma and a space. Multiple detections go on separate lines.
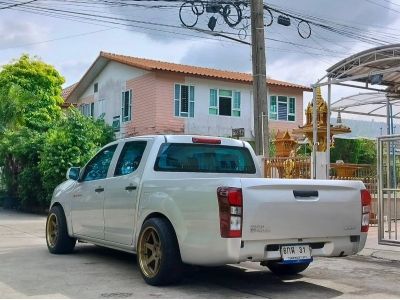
81, 145, 118, 181
114, 141, 147, 176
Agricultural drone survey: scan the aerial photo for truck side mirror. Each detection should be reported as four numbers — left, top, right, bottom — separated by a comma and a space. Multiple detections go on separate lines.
66, 167, 80, 181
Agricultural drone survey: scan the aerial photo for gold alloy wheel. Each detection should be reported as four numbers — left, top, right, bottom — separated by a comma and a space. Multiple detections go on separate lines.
46, 213, 58, 248
138, 227, 162, 278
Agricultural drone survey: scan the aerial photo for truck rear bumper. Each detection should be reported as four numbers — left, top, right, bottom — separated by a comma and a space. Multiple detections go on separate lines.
239, 234, 367, 263
180, 234, 367, 266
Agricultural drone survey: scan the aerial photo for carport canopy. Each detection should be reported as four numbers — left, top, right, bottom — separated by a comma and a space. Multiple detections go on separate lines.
311, 44, 400, 179
331, 92, 400, 119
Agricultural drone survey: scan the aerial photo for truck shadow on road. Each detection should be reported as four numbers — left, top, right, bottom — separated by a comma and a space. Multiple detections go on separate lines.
74, 244, 343, 299
0, 243, 343, 298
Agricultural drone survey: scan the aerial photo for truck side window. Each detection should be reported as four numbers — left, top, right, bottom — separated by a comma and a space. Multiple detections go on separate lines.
81, 145, 118, 182
114, 141, 147, 176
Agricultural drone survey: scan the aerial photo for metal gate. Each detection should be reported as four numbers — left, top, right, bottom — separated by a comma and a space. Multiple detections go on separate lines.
377, 134, 400, 246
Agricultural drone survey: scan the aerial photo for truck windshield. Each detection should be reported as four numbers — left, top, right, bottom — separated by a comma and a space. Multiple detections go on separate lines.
154, 143, 256, 174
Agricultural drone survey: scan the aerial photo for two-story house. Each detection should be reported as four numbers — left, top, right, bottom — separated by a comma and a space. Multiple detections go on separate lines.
63, 51, 312, 140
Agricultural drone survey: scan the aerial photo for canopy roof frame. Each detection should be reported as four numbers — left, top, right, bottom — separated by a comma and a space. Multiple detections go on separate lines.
310, 44, 400, 179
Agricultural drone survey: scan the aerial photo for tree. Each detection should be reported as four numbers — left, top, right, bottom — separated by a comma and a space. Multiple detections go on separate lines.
0, 55, 114, 209
0, 55, 64, 206
39, 109, 114, 204
330, 138, 376, 165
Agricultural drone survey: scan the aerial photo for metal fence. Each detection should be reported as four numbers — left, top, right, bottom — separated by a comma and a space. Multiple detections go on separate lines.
377, 135, 400, 246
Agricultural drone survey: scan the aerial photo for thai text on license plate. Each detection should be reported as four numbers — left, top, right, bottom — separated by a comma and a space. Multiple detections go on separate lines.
281, 245, 312, 264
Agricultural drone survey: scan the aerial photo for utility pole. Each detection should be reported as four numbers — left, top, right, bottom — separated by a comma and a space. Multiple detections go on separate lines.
250, 0, 269, 157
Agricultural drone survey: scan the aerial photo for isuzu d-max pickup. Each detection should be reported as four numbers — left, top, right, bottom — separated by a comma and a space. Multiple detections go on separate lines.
46, 135, 371, 285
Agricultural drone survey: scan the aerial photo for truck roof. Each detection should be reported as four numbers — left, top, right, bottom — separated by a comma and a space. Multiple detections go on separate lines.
118, 135, 246, 147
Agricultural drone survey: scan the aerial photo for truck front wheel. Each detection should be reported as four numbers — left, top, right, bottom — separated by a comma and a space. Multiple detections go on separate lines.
137, 218, 183, 285
265, 262, 310, 276
46, 205, 76, 254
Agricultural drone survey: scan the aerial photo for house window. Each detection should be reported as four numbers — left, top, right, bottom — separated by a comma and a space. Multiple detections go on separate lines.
79, 103, 94, 117
209, 89, 241, 117
269, 95, 295, 122
94, 83, 98, 93
174, 84, 194, 117
122, 90, 132, 122
112, 116, 120, 132
97, 99, 106, 118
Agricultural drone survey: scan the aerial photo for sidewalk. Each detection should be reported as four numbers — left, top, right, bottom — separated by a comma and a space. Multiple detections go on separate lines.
358, 225, 400, 261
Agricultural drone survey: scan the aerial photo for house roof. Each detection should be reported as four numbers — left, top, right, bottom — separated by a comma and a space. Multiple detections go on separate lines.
64, 51, 312, 102
62, 83, 78, 100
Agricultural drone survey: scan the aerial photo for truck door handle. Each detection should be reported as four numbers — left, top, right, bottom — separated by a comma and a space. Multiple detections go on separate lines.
125, 185, 137, 191
293, 190, 318, 198
95, 187, 104, 193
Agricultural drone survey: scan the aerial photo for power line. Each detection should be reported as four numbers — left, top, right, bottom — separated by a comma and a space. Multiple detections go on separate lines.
0, 0, 38, 9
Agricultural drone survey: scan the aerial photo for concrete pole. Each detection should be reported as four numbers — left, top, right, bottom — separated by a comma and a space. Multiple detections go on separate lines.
326, 80, 331, 179
250, 0, 269, 157
312, 86, 317, 179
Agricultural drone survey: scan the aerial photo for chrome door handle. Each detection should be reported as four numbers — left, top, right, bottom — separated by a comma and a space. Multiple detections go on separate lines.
125, 185, 137, 191
95, 187, 104, 193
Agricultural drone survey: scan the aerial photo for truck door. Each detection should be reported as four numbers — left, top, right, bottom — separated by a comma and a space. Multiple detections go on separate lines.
70, 144, 118, 239
104, 140, 148, 245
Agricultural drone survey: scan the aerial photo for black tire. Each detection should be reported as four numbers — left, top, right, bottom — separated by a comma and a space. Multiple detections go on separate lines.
137, 218, 183, 286
46, 205, 76, 254
266, 262, 310, 276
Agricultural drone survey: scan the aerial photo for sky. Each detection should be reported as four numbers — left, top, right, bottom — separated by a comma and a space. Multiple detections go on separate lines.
1, 0, 400, 122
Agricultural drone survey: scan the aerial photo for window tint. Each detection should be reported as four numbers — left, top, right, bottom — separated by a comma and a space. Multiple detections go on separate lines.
154, 143, 256, 174
82, 145, 117, 181
114, 141, 147, 176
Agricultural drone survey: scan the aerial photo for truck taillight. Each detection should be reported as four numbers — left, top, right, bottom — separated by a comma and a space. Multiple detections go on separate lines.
217, 187, 243, 238
361, 189, 371, 232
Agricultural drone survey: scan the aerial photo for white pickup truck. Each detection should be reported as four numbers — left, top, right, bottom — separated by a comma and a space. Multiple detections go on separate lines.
46, 135, 371, 286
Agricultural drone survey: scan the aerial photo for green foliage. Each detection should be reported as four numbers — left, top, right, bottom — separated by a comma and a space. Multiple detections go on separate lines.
0, 54, 64, 132
39, 109, 114, 202
330, 138, 376, 164
0, 55, 114, 209
297, 143, 312, 157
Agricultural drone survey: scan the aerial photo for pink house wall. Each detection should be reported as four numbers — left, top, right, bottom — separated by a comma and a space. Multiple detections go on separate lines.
268, 86, 304, 135
125, 72, 184, 136
125, 71, 307, 137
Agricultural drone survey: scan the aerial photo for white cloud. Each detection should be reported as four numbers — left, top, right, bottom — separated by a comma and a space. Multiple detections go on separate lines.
0, 19, 49, 50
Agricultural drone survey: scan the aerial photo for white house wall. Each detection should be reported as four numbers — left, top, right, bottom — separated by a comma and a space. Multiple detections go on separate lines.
182, 77, 254, 140
79, 61, 148, 137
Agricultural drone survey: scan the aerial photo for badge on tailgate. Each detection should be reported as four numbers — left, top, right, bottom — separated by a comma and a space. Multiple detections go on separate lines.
281, 245, 313, 264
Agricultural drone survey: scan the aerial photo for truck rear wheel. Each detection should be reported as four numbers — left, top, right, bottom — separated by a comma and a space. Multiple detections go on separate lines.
265, 262, 310, 276
46, 205, 76, 254
137, 218, 183, 286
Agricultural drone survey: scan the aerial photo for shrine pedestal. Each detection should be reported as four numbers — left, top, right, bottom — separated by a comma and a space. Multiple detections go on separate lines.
312, 152, 328, 179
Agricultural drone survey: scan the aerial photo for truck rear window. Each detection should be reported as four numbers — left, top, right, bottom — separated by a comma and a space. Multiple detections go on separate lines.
154, 143, 256, 174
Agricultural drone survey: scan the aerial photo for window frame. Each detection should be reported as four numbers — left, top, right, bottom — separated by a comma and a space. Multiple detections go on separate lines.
174, 83, 195, 118
121, 90, 132, 123
209, 89, 241, 117
269, 95, 296, 122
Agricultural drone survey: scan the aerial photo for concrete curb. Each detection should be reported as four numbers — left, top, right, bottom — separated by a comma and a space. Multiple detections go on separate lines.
358, 248, 400, 262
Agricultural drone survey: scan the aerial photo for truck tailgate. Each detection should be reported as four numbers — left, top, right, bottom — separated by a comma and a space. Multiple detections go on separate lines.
240, 178, 364, 241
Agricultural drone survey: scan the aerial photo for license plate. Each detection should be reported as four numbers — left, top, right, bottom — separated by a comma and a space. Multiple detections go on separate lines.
280, 245, 312, 264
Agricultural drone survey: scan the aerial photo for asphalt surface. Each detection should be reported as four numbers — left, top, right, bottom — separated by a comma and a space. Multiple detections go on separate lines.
1, 208, 400, 299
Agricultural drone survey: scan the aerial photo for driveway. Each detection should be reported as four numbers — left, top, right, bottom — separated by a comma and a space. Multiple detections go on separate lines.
0, 208, 399, 298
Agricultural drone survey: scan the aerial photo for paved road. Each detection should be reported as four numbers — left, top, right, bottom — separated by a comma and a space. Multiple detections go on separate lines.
1, 208, 400, 299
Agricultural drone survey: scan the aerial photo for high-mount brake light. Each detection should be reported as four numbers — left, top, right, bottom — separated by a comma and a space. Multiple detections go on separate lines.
192, 137, 221, 144
361, 189, 372, 233
217, 187, 243, 238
